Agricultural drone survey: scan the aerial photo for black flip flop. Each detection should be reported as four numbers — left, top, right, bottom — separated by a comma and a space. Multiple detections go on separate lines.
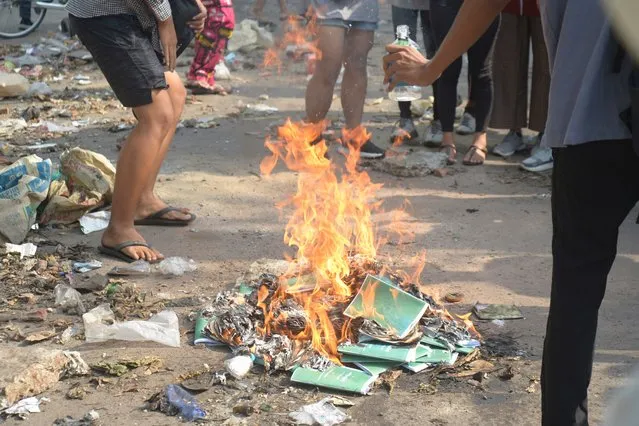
98, 241, 154, 263
134, 207, 196, 227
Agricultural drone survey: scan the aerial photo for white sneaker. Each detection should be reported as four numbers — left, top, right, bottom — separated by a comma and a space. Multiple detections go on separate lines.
456, 112, 475, 135
421, 107, 434, 121
424, 120, 443, 146
493, 130, 527, 158
521, 146, 553, 172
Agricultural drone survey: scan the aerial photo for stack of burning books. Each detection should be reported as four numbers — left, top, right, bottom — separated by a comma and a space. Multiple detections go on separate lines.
193, 261, 480, 395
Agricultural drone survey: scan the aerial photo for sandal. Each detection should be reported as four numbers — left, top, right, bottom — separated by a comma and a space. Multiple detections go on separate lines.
134, 207, 196, 227
99, 241, 158, 263
463, 145, 488, 166
440, 144, 457, 165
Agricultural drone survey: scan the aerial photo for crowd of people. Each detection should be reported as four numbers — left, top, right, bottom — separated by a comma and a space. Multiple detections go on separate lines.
51, 0, 556, 168
37, 0, 639, 424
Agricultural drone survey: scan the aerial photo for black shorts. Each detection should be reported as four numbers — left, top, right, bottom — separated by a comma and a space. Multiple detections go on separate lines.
69, 14, 167, 108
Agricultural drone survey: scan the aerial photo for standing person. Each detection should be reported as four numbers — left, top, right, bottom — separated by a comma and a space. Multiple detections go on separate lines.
66, 0, 204, 262
384, 0, 639, 424
428, 0, 500, 166
187, 0, 235, 95
388, 0, 440, 145
305, 0, 385, 159
490, 0, 552, 172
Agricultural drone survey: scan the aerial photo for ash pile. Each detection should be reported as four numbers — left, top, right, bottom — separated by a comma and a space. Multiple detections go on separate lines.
193, 257, 481, 394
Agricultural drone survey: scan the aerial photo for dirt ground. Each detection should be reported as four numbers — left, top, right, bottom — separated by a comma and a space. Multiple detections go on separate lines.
1, 2, 639, 425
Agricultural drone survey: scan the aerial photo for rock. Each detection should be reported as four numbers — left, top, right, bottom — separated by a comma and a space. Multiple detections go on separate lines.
367, 151, 449, 177
433, 168, 449, 178
228, 20, 259, 52
0, 72, 29, 98
21, 106, 41, 121
27, 82, 53, 97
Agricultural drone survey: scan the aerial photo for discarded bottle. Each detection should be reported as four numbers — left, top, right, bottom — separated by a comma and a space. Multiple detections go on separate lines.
165, 384, 206, 422
107, 259, 151, 277
158, 257, 197, 277
388, 25, 423, 102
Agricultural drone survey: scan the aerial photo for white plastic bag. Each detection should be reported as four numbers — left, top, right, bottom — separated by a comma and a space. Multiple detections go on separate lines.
159, 257, 197, 277
83, 304, 180, 347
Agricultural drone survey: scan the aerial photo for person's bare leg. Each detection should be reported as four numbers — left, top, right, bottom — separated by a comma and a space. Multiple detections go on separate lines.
463, 131, 488, 164
440, 131, 457, 163
305, 26, 346, 123
341, 28, 373, 130
101, 89, 175, 261
136, 71, 190, 221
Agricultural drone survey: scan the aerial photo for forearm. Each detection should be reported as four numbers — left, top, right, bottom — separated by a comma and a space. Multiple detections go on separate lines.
142, 0, 173, 22
429, 0, 509, 76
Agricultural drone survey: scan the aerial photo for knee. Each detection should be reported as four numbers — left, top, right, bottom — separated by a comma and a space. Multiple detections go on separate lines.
314, 60, 342, 85
343, 55, 367, 75
171, 82, 187, 120
139, 102, 175, 141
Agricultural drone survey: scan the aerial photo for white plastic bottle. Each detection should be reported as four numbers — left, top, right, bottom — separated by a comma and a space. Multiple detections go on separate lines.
388, 25, 423, 102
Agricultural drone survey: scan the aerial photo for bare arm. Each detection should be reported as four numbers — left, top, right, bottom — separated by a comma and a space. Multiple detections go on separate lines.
384, 0, 509, 89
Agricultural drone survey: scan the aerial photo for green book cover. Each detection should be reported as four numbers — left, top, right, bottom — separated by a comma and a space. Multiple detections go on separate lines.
338, 341, 427, 363
291, 366, 377, 395
420, 335, 453, 351
344, 275, 428, 339
402, 361, 432, 373
454, 346, 476, 355
415, 347, 458, 365
353, 361, 401, 377
193, 313, 224, 346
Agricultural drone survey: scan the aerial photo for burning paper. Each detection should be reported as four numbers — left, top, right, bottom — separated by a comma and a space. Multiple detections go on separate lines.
344, 275, 428, 339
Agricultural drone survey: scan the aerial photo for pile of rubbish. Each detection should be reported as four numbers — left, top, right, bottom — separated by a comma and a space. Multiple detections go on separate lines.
193, 257, 482, 395
0, 147, 115, 244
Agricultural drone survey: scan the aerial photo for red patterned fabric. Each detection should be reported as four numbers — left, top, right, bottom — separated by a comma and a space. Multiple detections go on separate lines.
187, 0, 235, 87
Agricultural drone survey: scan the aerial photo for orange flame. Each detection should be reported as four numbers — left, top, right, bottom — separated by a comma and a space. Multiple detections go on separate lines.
457, 313, 482, 339
262, 10, 322, 73
259, 120, 382, 358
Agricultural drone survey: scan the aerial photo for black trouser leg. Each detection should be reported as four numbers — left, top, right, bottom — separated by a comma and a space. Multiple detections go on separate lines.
20, 0, 31, 21
542, 140, 639, 426
430, 0, 462, 132
420, 9, 439, 121
465, 15, 499, 132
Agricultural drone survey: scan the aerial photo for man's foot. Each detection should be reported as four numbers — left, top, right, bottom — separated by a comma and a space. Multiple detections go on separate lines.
521, 146, 553, 172
456, 112, 476, 135
463, 144, 487, 166
424, 120, 444, 147
493, 130, 527, 158
19, 19, 34, 30
391, 118, 419, 145
339, 140, 386, 159
101, 226, 163, 263
137, 196, 193, 223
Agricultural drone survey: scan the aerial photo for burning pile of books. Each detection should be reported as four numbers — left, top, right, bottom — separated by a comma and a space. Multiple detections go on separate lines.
193, 258, 480, 395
